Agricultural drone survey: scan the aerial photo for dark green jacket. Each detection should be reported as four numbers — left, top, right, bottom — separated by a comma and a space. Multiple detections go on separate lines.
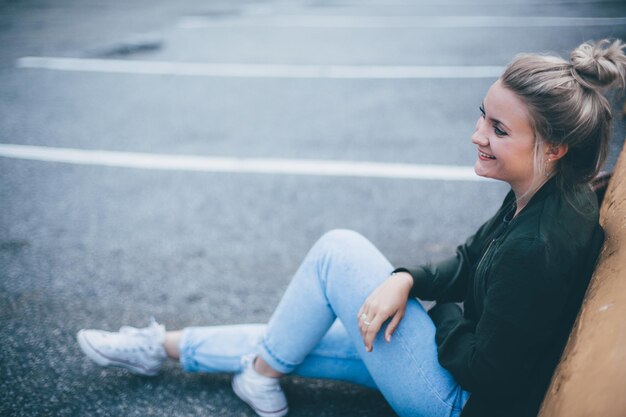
396, 178, 603, 417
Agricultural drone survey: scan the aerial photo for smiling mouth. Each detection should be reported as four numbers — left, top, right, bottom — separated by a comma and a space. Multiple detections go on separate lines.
479, 151, 496, 160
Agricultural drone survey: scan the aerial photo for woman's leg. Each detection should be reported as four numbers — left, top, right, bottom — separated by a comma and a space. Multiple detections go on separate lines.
178, 320, 377, 388
180, 229, 469, 417
164, 331, 182, 359
261, 229, 469, 417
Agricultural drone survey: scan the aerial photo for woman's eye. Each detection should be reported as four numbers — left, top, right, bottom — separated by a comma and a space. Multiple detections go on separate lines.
494, 125, 507, 136
479, 105, 486, 118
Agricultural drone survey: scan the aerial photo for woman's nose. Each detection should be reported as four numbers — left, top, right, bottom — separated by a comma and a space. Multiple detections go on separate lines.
471, 119, 488, 146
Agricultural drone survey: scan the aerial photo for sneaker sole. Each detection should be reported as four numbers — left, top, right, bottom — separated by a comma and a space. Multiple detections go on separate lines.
76, 330, 159, 376
231, 377, 289, 417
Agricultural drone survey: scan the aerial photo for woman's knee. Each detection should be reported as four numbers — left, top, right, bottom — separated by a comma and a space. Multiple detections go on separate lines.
312, 229, 388, 278
307, 229, 372, 280
316, 229, 370, 254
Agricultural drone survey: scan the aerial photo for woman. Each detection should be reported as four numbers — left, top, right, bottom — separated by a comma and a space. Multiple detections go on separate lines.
77, 39, 626, 417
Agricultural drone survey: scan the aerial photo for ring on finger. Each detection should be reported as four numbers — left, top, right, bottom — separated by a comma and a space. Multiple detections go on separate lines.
360, 313, 371, 326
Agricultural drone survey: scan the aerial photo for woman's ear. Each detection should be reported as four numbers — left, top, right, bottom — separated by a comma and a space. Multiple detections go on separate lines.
546, 143, 569, 162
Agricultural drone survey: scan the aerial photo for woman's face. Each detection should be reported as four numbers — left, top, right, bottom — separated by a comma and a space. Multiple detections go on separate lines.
471, 80, 538, 196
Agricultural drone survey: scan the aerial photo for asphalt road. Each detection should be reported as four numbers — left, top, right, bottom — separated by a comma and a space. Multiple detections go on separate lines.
1, 1, 625, 416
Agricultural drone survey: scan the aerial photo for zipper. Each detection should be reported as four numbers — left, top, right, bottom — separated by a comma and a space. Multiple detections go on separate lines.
473, 202, 517, 312
474, 238, 496, 308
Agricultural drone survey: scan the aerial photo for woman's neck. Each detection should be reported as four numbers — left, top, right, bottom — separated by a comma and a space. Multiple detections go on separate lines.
511, 176, 552, 217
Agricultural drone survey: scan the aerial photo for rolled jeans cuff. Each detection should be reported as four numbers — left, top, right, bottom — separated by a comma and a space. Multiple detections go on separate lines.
258, 336, 298, 374
179, 328, 198, 372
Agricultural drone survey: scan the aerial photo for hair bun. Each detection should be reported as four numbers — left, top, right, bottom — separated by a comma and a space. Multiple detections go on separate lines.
570, 39, 626, 90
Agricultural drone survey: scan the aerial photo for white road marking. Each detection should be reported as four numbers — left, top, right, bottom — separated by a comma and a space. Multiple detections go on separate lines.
16, 57, 504, 79
178, 15, 626, 29
0, 144, 485, 182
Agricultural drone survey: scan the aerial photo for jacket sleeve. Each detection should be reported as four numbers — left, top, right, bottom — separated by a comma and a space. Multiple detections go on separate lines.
394, 191, 515, 302
393, 244, 474, 302
427, 237, 566, 396
393, 222, 494, 302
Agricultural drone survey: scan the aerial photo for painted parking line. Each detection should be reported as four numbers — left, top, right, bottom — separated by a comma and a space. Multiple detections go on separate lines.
178, 15, 626, 29
0, 144, 485, 182
16, 57, 504, 79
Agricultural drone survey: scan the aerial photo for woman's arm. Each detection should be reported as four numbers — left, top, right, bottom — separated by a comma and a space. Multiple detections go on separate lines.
397, 190, 515, 302
394, 243, 474, 302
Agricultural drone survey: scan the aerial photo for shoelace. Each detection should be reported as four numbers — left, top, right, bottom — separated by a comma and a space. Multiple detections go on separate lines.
119, 317, 160, 336
116, 317, 163, 353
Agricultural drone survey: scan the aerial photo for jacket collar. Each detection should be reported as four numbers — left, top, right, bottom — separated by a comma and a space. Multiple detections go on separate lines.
527, 176, 558, 206
511, 176, 558, 217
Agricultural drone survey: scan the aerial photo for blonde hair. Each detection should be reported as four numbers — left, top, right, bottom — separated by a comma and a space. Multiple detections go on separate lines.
501, 39, 626, 197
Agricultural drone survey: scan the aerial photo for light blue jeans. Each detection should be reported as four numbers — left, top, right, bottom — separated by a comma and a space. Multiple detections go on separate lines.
179, 229, 470, 417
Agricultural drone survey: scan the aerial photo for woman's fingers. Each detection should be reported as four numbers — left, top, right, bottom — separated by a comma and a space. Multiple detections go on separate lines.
384, 311, 404, 342
356, 273, 412, 351
357, 303, 369, 342
361, 307, 406, 350
359, 303, 394, 351
363, 312, 389, 351
360, 311, 381, 350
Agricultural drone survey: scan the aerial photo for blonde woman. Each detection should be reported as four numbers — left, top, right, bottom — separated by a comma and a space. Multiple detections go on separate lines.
77, 40, 626, 417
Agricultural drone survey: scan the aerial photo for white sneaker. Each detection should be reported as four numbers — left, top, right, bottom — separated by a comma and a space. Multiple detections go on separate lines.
232, 354, 289, 417
76, 317, 167, 376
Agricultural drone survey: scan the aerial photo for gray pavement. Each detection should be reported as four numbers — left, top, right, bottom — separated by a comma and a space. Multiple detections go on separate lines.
1, 1, 625, 416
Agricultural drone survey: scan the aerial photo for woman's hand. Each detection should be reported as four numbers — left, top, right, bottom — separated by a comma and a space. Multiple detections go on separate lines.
357, 271, 413, 352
